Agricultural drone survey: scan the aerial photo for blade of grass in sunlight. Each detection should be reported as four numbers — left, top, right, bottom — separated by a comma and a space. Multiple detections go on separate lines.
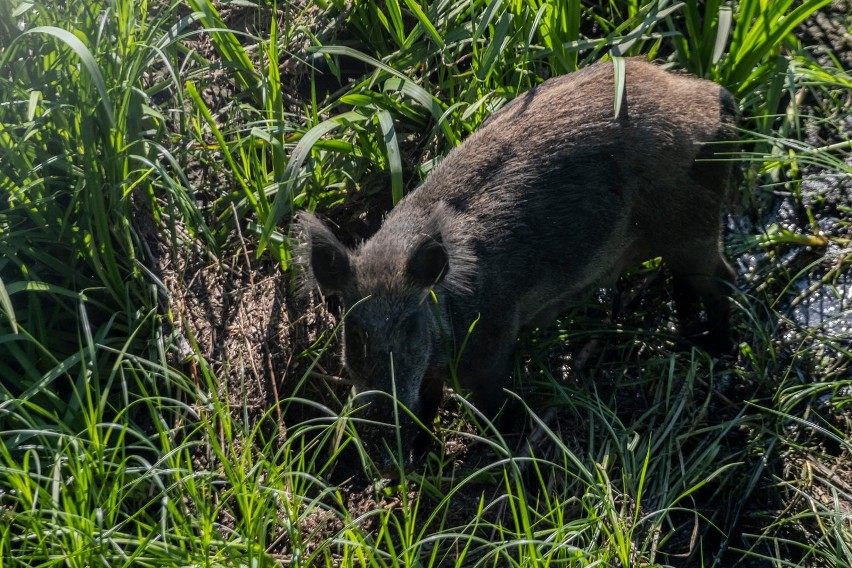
184, 0, 257, 93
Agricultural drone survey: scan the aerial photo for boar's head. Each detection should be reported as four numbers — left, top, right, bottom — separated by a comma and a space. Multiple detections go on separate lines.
296, 206, 474, 467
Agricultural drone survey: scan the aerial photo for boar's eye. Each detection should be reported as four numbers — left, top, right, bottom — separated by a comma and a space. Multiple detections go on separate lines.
346, 325, 369, 360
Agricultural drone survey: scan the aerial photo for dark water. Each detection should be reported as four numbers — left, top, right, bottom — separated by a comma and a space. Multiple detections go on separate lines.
731, 158, 851, 343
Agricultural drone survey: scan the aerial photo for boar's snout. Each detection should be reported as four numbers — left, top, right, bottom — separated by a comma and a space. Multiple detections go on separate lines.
345, 348, 445, 471
346, 346, 446, 417
348, 390, 431, 473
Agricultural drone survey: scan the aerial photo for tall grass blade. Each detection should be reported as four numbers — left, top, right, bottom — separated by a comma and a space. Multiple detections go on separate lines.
375, 109, 404, 205
711, 6, 732, 65
401, 0, 444, 47
18, 26, 115, 126
0, 276, 17, 334
612, 55, 625, 119
184, 0, 256, 92
184, 80, 259, 212
726, 0, 831, 93
261, 110, 369, 252
313, 46, 457, 143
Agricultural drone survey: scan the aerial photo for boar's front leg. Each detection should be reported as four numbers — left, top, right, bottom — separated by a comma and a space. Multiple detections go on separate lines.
454, 315, 520, 419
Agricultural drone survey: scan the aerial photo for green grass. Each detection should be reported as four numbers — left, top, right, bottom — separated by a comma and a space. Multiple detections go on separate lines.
1, 0, 851, 566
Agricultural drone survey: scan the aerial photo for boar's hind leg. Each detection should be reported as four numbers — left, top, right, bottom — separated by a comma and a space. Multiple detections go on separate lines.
667, 248, 736, 355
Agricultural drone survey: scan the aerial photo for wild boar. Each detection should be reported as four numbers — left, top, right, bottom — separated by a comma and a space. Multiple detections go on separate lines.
297, 58, 738, 466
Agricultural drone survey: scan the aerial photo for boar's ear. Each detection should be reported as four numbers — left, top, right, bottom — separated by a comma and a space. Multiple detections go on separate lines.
296, 212, 351, 294
407, 235, 448, 288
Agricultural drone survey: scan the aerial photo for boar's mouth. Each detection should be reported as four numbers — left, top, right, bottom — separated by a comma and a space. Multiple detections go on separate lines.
348, 392, 427, 476
346, 371, 443, 476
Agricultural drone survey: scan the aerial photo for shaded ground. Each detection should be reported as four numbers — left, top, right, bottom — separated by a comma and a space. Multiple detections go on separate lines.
143, 1, 852, 564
